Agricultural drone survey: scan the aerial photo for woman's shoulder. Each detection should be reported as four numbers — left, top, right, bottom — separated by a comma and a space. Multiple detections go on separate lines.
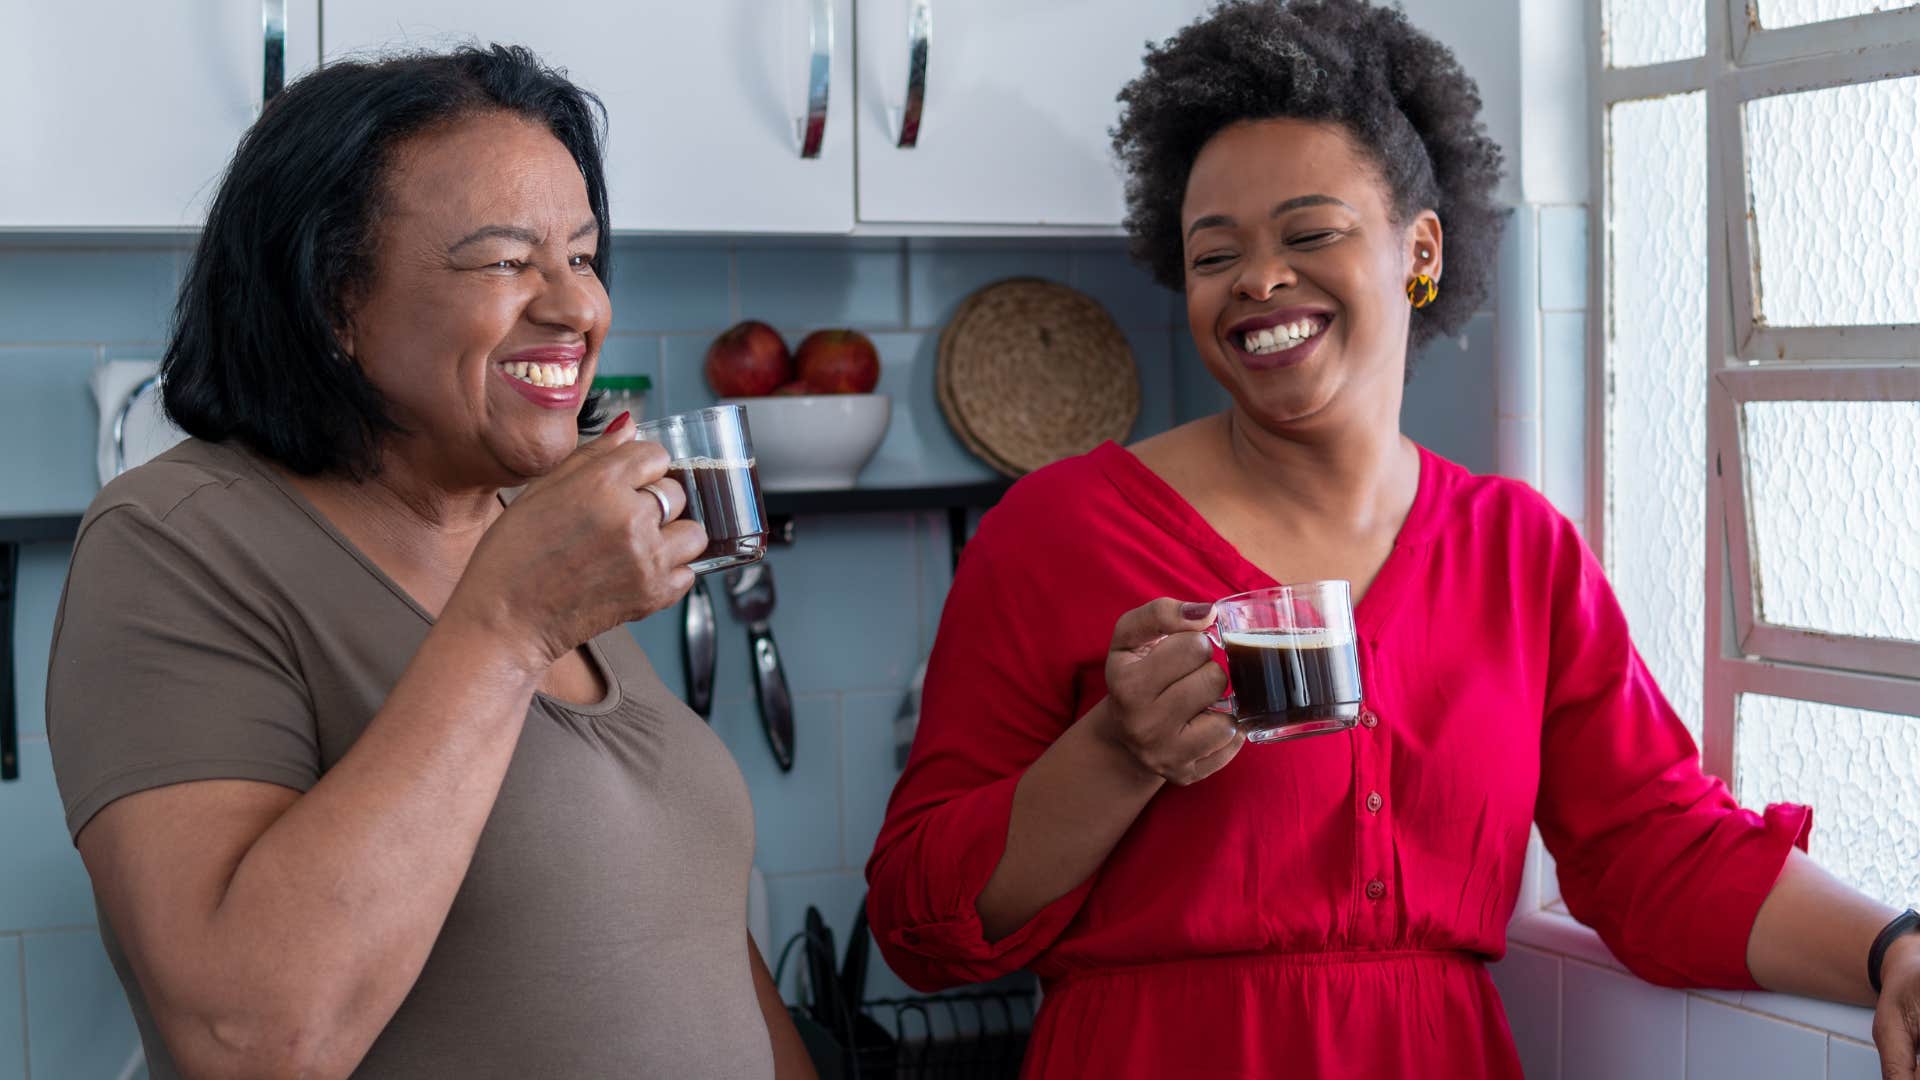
74, 438, 324, 587
966, 443, 1140, 564
83, 438, 278, 536
1417, 445, 1584, 555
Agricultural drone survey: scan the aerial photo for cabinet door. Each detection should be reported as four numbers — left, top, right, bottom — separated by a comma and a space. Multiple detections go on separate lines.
0, 1, 321, 229
324, 0, 855, 234
854, 0, 1211, 227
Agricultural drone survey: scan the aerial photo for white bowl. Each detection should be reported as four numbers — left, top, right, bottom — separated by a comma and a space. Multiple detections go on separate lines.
722, 393, 892, 491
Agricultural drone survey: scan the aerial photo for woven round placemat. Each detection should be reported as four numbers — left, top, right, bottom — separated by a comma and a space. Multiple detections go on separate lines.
937, 278, 1140, 477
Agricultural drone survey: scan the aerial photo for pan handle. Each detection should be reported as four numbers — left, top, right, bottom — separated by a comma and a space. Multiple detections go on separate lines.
750, 622, 794, 771
682, 576, 716, 719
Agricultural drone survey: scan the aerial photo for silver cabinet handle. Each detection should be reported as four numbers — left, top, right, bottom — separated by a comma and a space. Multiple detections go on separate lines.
798, 0, 833, 158
897, 0, 931, 147
263, 0, 287, 105
112, 376, 158, 478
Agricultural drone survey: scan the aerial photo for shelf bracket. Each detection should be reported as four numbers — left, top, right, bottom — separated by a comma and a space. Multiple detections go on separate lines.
2, 541, 18, 781
0, 514, 85, 781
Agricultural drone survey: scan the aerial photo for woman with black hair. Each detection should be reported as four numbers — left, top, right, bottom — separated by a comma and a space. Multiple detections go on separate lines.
866, 2, 1920, 1076
47, 47, 812, 1079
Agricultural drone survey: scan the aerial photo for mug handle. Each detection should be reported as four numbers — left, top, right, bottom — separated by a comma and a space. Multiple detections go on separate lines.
1201, 623, 1237, 717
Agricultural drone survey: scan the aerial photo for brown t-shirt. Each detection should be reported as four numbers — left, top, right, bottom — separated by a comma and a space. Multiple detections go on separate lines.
46, 438, 773, 1079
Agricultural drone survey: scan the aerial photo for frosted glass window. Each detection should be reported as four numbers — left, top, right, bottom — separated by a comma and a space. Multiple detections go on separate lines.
1607, 93, 1707, 740
1757, 0, 1918, 27
1736, 694, 1920, 908
1745, 77, 1920, 327
1606, 0, 1703, 67
1743, 400, 1920, 642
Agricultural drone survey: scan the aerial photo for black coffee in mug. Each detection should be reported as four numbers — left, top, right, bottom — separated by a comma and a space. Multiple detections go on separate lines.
669, 457, 767, 573
638, 405, 768, 576
1221, 627, 1363, 730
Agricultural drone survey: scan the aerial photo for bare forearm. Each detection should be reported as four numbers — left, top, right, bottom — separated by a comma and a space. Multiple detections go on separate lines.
976, 701, 1163, 942
1747, 849, 1898, 1006
749, 932, 817, 1080
194, 616, 540, 1055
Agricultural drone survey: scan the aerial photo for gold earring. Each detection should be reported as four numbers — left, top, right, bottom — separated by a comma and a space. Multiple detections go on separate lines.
1406, 274, 1438, 309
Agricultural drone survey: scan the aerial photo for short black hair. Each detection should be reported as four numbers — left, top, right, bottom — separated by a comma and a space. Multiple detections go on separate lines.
162, 44, 610, 478
1112, 0, 1505, 350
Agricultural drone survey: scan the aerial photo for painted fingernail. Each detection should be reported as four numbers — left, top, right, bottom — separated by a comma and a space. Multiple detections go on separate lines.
1180, 601, 1213, 620
608, 410, 632, 432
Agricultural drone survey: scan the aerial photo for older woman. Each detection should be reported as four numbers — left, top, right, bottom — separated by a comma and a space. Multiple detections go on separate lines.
865, 2, 1920, 1076
47, 47, 812, 1079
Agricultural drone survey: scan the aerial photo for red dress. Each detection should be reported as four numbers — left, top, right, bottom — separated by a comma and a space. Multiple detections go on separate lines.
865, 442, 1810, 1079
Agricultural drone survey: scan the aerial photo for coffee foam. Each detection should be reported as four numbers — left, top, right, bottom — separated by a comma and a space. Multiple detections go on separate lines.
671, 456, 756, 470
1221, 627, 1354, 649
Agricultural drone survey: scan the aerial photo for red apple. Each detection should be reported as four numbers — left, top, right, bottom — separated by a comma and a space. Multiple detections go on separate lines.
771, 381, 812, 396
794, 329, 880, 394
705, 320, 792, 397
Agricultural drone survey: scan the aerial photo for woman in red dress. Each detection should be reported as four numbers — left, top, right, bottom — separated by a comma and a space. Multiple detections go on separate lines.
865, 1, 1920, 1076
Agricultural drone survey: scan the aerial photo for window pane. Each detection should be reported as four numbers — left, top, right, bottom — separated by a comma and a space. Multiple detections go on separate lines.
1736, 694, 1920, 908
1744, 399, 1920, 642
1607, 93, 1707, 740
1757, 0, 1918, 28
1606, 0, 1703, 66
1745, 77, 1920, 327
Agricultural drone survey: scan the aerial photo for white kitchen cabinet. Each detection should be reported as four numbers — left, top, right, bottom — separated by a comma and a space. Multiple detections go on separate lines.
323, 0, 857, 234
853, 0, 1212, 227
0, 1, 321, 229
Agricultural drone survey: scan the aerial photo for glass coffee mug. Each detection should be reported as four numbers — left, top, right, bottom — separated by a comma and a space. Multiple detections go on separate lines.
1205, 581, 1364, 744
635, 404, 769, 575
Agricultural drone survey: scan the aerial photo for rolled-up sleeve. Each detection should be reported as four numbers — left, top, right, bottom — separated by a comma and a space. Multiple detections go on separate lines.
1535, 522, 1810, 990
864, 536, 1095, 991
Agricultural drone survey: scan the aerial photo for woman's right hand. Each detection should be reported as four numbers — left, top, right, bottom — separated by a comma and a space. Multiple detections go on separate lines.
446, 412, 711, 671
1096, 598, 1245, 786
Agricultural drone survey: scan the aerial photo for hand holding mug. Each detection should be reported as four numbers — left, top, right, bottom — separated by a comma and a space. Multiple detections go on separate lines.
1206, 582, 1364, 744
1097, 598, 1244, 786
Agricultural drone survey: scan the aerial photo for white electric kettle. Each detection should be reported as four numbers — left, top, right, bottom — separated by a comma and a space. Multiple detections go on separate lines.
91, 360, 189, 486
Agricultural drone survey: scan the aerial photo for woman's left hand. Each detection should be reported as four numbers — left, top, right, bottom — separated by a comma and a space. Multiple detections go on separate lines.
1875, 935, 1920, 1079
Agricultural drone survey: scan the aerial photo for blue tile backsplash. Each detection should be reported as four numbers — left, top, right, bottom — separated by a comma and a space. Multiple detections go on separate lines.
0, 220, 1562, 1075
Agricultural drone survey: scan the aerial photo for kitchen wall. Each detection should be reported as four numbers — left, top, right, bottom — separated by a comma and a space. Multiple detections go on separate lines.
0, 232, 1503, 1078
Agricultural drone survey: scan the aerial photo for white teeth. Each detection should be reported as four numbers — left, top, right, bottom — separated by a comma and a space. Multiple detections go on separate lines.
1241, 317, 1325, 356
503, 361, 580, 388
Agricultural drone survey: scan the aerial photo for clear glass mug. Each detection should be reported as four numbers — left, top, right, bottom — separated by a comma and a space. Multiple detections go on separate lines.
1204, 581, 1364, 744
635, 404, 769, 575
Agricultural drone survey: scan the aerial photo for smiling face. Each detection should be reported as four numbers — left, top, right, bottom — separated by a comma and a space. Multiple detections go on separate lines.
339, 110, 610, 488
1180, 117, 1440, 433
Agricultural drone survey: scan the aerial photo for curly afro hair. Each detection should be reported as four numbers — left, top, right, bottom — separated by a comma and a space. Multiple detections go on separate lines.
1112, 0, 1505, 350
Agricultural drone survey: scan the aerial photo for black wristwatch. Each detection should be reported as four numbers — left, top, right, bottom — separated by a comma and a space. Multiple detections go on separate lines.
1869, 908, 1920, 995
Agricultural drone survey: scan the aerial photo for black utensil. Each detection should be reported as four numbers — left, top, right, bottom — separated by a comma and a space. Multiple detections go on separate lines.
681, 575, 716, 720
841, 897, 871, 1014
724, 561, 793, 772
803, 906, 842, 1029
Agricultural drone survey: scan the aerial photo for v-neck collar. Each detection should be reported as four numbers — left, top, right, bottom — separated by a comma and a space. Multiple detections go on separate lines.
1088, 439, 1449, 643
228, 442, 625, 716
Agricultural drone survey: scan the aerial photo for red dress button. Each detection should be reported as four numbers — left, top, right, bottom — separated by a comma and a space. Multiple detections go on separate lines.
1366, 791, 1383, 813
1365, 879, 1387, 900
1360, 709, 1379, 729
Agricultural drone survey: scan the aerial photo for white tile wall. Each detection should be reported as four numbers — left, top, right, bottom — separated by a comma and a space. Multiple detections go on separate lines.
1686, 997, 1827, 1080
1489, 946, 1561, 1080
1562, 961, 1687, 1080
1827, 1037, 1884, 1079
1494, 959, 1892, 1080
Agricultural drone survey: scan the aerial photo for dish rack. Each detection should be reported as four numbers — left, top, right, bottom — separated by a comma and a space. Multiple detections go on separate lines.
777, 923, 1038, 1080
